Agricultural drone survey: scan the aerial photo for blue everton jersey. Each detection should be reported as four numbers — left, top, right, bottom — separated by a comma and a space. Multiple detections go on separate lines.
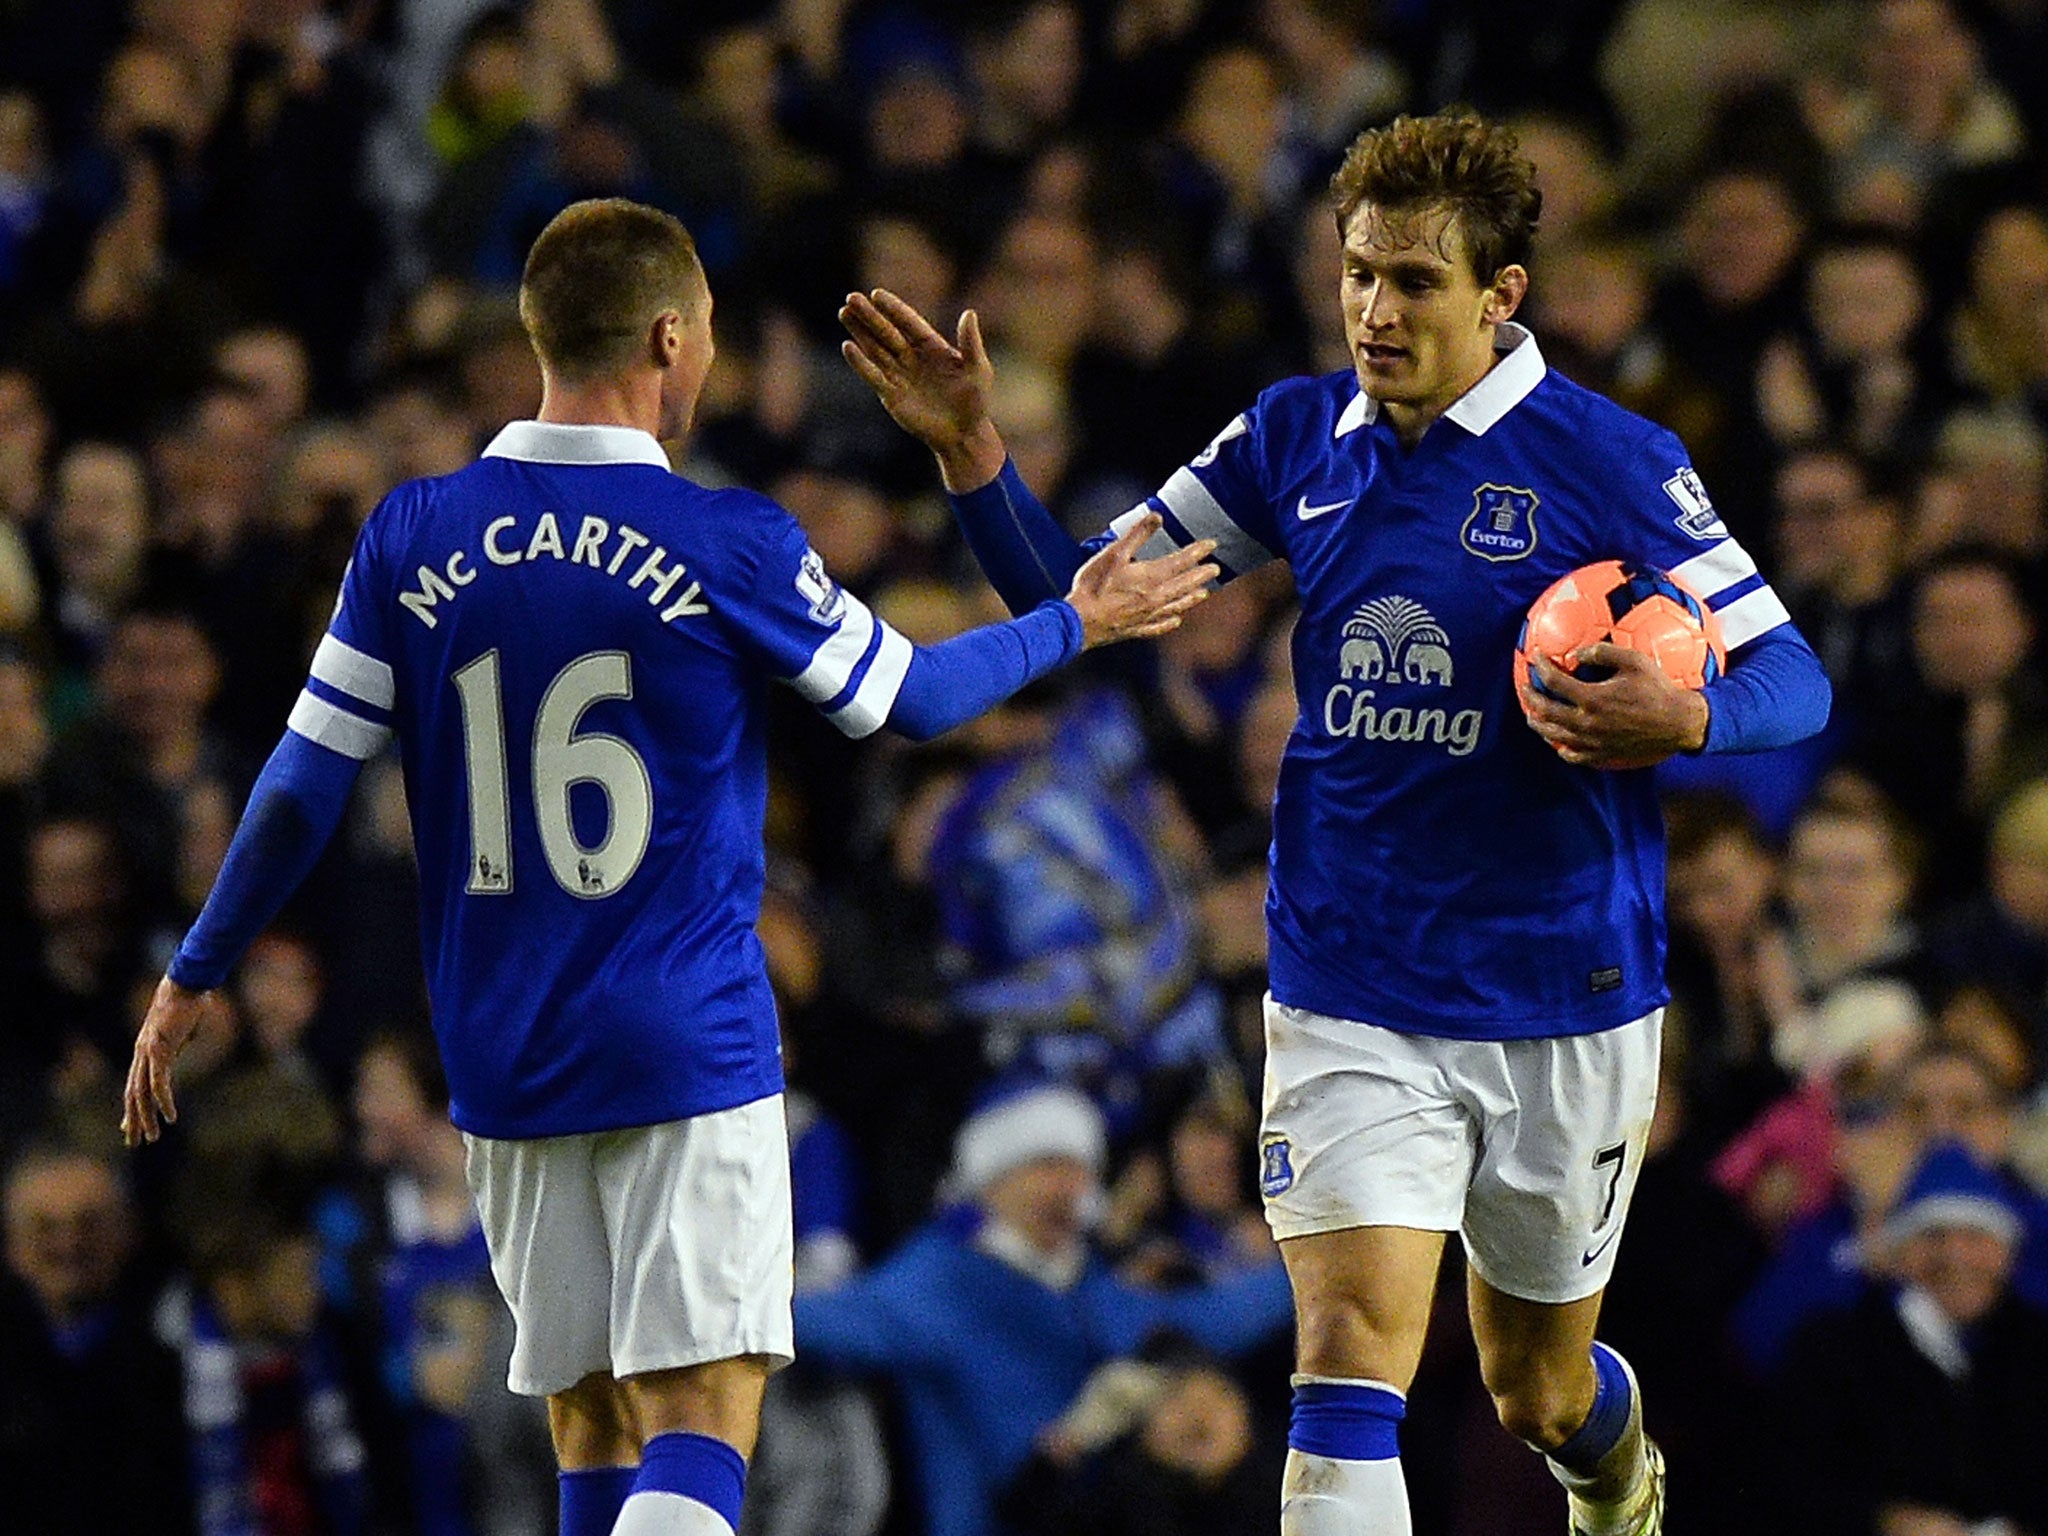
1110, 326, 1796, 1039
297, 422, 919, 1137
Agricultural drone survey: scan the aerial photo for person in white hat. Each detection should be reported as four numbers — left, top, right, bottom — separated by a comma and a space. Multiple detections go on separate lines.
1764, 1139, 2048, 1535
793, 1082, 1292, 1536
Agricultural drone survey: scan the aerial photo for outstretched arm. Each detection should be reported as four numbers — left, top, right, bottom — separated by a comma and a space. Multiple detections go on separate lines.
884, 516, 1216, 739
123, 730, 367, 1143
842, 289, 1093, 613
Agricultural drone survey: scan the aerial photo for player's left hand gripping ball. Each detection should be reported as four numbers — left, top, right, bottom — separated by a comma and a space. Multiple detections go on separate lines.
1514, 560, 1726, 769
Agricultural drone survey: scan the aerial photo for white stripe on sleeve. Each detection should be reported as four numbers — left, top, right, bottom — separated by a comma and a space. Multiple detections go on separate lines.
287, 690, 393, 759
1669, 540, 1760, 602
1108, 505, 1183, 562
309, 633, 395, 709
829, 623, 914, 739
1713, 585, 1792, 649
1156, 468, 1272, 576
790, 596, 877, 704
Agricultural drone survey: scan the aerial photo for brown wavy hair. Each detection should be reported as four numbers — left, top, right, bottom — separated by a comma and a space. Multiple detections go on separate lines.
1329, 111, 1542, 282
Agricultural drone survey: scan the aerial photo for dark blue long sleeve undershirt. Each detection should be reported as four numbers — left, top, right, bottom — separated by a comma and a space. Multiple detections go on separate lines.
170, 730, 365, 990
948, 459, 1091, 613
949, 455, 1832, 756
1697, 625, 1832, 753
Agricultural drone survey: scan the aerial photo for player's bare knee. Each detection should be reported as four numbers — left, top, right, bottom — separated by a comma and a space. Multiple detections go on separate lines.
1292, 1295, 1418, 1386
623, 1354, 774, 1458
1487, 1373, 1586, 1452
549, 1371, 638, 1467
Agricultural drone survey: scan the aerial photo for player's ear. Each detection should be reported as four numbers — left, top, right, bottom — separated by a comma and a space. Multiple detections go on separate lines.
650, 309, 684, 369
1482, 265, 1529, 325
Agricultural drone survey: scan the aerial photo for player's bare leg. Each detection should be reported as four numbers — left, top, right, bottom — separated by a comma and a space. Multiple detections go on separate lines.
547, 1359, 771, 1535
621, 1355, 772, 1459
597, 1356, 772, 1534
1277, 1225, 1445, 1535
552, 1369, 642, 1465
1468, 1277, 1663, 1536
550, 1370, 641, 1535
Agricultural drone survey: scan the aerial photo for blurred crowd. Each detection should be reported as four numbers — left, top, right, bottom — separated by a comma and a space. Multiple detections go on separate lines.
4, 1, 2048, 1534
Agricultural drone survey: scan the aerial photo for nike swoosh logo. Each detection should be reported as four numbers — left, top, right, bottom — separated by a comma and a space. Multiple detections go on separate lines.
1297, 495, 1349, 521
1582, 1227, 1621, 1267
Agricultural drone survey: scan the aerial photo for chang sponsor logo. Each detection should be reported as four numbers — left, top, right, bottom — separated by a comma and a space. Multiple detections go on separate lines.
1323, 596, 1483, 755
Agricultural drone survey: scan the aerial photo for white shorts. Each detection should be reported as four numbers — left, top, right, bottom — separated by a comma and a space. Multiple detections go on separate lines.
463, 1094, 795, 1398
1258, 997, 1661, 1304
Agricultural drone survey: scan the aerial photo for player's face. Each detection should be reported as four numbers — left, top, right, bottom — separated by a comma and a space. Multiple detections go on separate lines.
1338, 202, 1523, 431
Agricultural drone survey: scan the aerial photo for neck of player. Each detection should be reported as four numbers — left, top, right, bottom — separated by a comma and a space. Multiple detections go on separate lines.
1381, 349, 1499, 448
537, 369, 666, 440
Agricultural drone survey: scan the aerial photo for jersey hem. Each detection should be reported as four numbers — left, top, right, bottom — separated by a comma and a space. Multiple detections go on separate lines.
448, 1075, 786, 1142
1266, 979, 1668, 1041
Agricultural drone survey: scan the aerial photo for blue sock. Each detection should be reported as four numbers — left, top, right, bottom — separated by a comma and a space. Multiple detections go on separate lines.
1551, 1343, 1633, 1474
628, 1431, 748, 1533
560, 1465, 636, 1536
1289, 1379, 1406, 1460
1283, 1381, 1410, 1535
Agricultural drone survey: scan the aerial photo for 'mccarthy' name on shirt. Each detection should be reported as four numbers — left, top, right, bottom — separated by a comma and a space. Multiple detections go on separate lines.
396, 511, 714, 629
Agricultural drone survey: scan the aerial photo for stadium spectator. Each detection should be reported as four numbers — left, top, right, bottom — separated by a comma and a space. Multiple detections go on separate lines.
1945, 204, 2048, 411
1259, 0, 1408, 197
1912, 411, 2048, 577
353, 1027, 553, 1536
16, 811, 141, 1077
1733, 1037, 2048, 1371
793, 1084, 1292, 1536
1755, 227, 1945, 461
1763, 1140, 2048, 1536
1772, 445, 1912, 731
1932, 778, 2048, 1059
1108, 1086, 1273, 1287
162, 1184, 380, 1536
1855, 547, 2048, 898
1070, 224, 1269, 504
39, 440, 151, 693
232, 930, 331, 1090
973, 209, 1098, 376
1661, 794, 1793, 1147
961, 1, 1085, 173
998, 1338, 1282, 1536
1533, 236, 1726, 476
1649, 164, 1808, 535
1766, 784, 1934, 1078
46, 601, 237, 931
1818, 0, 2029, 231
0, 1141, 194, 1536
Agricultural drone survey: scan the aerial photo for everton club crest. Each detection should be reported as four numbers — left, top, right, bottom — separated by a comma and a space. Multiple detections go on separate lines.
1260, 1137, 1296, 1199
1460, 483, 1539, 562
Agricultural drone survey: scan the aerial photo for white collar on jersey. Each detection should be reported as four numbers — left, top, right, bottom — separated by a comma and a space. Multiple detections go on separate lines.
482, 420, 671, 469
1333, 322, 1547, 439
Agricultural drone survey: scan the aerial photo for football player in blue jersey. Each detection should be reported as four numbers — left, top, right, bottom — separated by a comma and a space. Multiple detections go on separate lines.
120, 198, 1219, 1536
840, 112, 1832, 1536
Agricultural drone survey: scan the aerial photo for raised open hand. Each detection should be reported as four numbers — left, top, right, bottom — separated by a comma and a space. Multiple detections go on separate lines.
1065, 516, 1219, 649
839, 289, 1007, 491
